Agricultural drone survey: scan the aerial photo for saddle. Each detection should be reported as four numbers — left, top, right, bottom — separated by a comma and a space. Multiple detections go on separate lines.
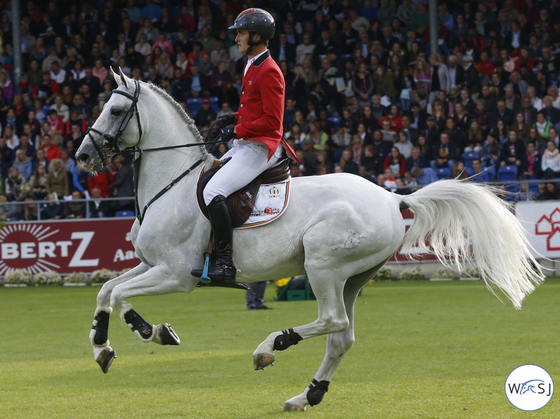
197, 158, 291, 227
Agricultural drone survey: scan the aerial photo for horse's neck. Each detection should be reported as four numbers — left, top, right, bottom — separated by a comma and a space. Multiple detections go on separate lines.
134, 92, 212, 211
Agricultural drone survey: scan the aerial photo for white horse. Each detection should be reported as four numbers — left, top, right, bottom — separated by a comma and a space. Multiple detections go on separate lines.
77, 70, 543, 412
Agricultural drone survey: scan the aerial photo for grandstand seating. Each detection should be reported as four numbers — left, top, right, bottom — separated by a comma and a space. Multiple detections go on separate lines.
186, 98, 203, 115
209, 96, 219, 113
435, 167, 451, 180
461, 152, 480, 169
114, 210, 135, 217
497, 165, 518, 182
328, 116, 341, 130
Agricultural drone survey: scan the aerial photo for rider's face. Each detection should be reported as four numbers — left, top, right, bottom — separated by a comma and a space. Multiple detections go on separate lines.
235, 29, 250, 55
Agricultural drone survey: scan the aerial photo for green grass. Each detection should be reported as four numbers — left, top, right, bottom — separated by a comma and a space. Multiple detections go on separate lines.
0, 279, 559, 418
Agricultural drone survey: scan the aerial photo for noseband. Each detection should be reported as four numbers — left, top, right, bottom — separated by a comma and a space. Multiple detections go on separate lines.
86, 79, 143, 166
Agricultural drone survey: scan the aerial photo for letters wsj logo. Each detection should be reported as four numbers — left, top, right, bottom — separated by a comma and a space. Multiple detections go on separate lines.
507, 380, 553, 397
505, 365, 554, 411
0, 224, 99, 275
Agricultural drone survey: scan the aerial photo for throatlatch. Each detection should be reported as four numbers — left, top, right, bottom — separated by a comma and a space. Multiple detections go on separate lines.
307, 379, 330, 406
273, 328, 303, 351
123, 309, 153, 341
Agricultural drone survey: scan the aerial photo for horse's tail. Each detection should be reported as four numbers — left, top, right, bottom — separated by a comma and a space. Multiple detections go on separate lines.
399, 179, 544, 309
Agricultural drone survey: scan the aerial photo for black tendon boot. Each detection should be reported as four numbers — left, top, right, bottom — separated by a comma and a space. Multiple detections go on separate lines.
192, 195, 237, 282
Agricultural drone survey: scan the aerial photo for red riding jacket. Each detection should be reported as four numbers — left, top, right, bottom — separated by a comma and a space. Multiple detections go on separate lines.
234, 50, 297, 161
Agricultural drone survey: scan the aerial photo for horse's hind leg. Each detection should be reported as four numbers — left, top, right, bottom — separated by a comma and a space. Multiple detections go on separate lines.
253, 265, 349, 370
283, 265, 382, 412
90, 262, 150, 373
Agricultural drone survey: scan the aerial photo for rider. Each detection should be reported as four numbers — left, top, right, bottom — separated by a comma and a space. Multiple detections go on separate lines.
191, 8, 297, 283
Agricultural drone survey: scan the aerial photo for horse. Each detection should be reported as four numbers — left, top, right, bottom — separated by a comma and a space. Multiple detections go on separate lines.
76, 69, 543, 412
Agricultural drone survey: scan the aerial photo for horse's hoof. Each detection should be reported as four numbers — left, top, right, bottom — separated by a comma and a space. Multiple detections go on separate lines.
96, 347, 117, 374
153, 323, 181, 345
283, 402, 306, 412
253, 352, 275, 370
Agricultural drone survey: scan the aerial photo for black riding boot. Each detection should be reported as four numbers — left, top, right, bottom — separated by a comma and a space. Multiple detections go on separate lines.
191, 195, 237, 282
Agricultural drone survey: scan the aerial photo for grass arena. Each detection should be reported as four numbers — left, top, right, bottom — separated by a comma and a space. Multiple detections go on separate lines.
1, 278, 558, 418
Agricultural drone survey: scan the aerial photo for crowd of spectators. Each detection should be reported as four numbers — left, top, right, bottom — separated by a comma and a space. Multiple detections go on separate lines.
3, 0, 560, 222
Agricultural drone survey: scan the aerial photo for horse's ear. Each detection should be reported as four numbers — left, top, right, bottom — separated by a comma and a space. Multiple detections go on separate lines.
118, 67, 128, 89
110, 66, 120, 86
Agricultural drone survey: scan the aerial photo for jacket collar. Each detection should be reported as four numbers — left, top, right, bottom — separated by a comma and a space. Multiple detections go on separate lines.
253, 50, 270, 67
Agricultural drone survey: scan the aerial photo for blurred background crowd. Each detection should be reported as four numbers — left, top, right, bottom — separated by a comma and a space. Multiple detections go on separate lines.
2, 0, 560, 221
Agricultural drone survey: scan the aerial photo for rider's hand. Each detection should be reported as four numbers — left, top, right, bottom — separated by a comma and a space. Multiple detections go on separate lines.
208, 114, 236, 141
220, 126, 236, 142
215, 114, 236, 129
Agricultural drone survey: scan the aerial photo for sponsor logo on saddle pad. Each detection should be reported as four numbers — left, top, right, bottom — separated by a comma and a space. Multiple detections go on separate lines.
241, 181, 291, 229
505, 365, 554, 411
268, 186, 281, 198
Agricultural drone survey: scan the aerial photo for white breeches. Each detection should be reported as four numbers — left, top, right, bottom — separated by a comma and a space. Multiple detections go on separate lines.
203, 139, 282, 205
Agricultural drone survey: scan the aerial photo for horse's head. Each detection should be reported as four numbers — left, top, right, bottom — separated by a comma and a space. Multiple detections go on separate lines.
77, 68, 142, 172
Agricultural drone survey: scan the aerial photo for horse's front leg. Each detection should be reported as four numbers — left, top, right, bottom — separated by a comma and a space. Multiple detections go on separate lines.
90, 262, 150, 373
110, 265, 189, 345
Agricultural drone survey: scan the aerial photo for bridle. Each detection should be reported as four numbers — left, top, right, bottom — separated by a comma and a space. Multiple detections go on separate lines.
85, 79, 142, 166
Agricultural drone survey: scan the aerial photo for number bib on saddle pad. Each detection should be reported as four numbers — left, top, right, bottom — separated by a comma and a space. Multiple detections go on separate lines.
196, 159, 291, 229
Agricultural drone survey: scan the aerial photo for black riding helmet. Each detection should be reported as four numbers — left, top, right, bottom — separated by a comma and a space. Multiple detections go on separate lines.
228, 8, 275, 46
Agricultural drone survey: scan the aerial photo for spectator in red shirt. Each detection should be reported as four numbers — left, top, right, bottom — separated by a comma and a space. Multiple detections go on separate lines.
476, 50, 494, 77
379, 104, 403, 133
87, 167, 115, 197
40, 134, 61, 161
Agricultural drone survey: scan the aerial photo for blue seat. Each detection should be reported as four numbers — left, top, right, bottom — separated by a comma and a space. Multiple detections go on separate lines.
435, 167, 451, 180
186, 98, 203, 116
114, 210, 135, 217
470, 169, 494, 183
465, 166, 474, 176
497, 165, 518, 182
461, 152, 480, 169
42, 105, 51, 116
209, 96, 219, 113
328, 116, 341, 130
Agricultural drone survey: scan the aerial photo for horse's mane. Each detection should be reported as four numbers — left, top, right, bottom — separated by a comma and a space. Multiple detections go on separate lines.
146, 82, 209, 158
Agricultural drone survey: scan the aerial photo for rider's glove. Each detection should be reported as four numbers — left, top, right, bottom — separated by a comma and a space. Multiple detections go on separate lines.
220, 126, 236, 142
208, 114, 236, 141
215, 113, 236, 129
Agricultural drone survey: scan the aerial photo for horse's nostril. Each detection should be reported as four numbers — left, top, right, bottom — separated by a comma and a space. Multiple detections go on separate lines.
78, 153, 90, 162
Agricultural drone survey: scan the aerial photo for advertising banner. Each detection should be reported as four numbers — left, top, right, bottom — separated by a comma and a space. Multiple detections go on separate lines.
0, 219, 138, 275
388, 209, 438, 263
515, 201, 560, 258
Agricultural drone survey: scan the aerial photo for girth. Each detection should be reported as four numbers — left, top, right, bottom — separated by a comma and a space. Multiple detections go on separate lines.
197, 158, 291, 227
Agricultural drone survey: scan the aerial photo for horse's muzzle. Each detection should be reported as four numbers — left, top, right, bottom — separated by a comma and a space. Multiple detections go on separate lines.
77, 141, 102, 172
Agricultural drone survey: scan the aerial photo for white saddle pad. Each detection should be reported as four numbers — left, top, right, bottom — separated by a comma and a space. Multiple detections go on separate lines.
237, 179, 291, 229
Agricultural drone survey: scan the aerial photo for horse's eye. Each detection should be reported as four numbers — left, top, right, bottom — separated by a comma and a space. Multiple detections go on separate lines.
111, 109, 122, 116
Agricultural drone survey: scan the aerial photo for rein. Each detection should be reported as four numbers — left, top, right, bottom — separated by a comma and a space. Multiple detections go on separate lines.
134, 156, 203, 224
